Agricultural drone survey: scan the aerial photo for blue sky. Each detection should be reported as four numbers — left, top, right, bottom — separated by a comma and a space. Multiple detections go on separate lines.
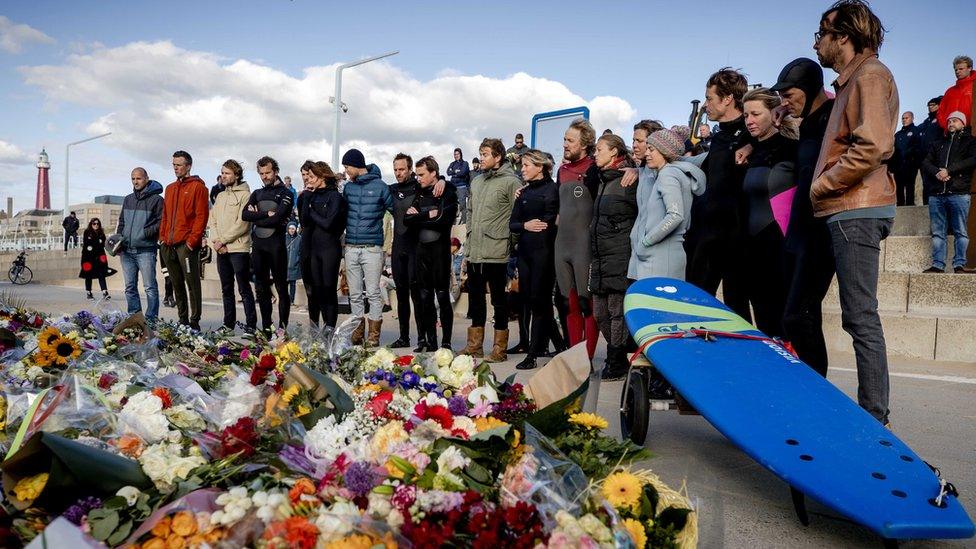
1, 0, 974, 214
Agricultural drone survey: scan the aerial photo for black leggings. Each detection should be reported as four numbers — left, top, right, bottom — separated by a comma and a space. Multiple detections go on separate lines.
417, 242, 452, 346
302, 244, 341, 329
518, 248, 555, 356
782, 224, 836, 377
217, 252, 256, 329
744, 224, 788, 338
252, 236, 290, 329
85, 277, 107, 292
466, 262, 508, 329
391, 246, 422, 340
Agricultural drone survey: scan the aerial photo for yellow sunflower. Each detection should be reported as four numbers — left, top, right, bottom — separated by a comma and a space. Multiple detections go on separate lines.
47, 335, 82, 366
602, 471, 643, 510
569, 412, 609, 430
32, 349, 55, 368
37, 326, 62, 353
623, 518, 647, 548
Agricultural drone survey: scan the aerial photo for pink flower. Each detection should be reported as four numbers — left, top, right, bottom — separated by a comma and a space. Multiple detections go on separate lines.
240, 348, 251, 360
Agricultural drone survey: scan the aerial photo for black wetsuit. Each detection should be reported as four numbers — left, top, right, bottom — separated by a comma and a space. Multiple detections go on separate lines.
510, 176, 559, 357
298, 184, 347, 329
242, 179, 294, 329
391, 175, 423, 342
405, 182, 458, 348
685, 115, 752, 321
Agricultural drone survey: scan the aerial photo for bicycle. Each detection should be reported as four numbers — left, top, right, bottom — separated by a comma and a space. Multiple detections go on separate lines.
8, 251, 33, 285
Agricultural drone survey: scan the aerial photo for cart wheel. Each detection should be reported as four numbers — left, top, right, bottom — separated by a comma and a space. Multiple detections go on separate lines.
620, 368, 649, 446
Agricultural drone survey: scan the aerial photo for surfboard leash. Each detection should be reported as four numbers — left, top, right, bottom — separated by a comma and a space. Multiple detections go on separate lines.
925, 462, 961, 508
629, 328, 798, 364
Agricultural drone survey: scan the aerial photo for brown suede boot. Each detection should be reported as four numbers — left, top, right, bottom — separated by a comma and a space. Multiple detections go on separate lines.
366, 319, 382, 347
485, 329, 509, 363
460, 326, 485, 358
351, 318, 366, 346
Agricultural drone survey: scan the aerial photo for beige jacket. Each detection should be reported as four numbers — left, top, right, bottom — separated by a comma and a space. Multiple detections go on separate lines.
811, 53, 898, 217
211, 182, 252, 253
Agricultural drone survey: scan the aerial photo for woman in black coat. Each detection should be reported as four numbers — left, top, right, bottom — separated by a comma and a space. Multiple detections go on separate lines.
78, 217, 117, 300
589, 134, 637, 381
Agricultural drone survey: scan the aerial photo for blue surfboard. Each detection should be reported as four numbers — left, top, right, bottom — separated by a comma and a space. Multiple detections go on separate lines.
623, 277, 974, 541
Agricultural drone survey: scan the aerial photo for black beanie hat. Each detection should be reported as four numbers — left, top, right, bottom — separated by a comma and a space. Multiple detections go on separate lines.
341, 148, 367, 169
770, 58, 824, 118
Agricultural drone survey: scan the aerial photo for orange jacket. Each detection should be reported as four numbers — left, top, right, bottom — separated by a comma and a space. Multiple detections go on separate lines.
937, 72, 976, 133
159, 175, 209, 248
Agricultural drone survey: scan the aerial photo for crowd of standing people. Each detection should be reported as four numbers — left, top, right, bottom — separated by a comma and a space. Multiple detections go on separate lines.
95, 0, 975, 428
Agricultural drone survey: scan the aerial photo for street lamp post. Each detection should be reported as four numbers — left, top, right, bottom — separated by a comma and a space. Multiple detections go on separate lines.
331, 51, 399, 169
64, 132, 112, 214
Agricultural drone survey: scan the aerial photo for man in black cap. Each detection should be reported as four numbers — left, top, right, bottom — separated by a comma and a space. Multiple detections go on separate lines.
770, 57, 836, 377
916, 96, 944, 205
342, 148, 394, 347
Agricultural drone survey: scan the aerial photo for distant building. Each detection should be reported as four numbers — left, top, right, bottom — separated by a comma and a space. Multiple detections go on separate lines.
0, 199, 124, 251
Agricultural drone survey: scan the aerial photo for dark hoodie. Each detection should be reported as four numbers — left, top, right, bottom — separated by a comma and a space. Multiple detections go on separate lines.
118, 180, 164, 251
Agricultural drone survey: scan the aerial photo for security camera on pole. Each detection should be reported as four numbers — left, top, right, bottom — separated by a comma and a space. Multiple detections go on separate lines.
330, 51, 399, 169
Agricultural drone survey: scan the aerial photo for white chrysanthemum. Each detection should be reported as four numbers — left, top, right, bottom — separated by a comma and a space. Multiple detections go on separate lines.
163, 404, 207, 431
436, 446, 470, 473
305, 415, 356, 462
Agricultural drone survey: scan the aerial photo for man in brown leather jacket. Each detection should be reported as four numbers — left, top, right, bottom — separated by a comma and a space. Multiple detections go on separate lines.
811, 0, 897, 426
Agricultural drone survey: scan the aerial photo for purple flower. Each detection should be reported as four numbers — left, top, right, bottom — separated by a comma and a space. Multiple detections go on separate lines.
447, 395, 468, 416
400, 371, 420, 389
422, 382, 438, 392
369, 369, 386, 384
279, 444, 318, 477
383, 371, 397, 385
62, 496, 102, 525
218, 346, 231, 356
343, 461, 378, 497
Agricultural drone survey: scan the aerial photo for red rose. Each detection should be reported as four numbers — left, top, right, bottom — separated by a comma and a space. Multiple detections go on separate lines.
98, 372, 119, 390
259, 354, 277, 369
219, 416, 258, 458
394, 355, 414, 366
366, 390, 394, 418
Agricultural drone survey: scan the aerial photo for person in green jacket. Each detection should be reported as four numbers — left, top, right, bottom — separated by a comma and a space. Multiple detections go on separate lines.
460, 138, 521, 362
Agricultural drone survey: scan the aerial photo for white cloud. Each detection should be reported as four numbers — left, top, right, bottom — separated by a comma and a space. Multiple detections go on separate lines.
0, 140, 33, 165
21, 40, 635, 178
0, 16, 55, 54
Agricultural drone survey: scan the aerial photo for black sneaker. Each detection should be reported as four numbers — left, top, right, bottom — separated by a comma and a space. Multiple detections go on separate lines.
86, 292, 94, 300
506, 343, 526, 355
414, 341, 431, 353
515, 356, 538, 370
954, 266, 974, 274
103, 291, 111, 300
389, 337, 411, 349
189, 322, 201, 331
923, 266, 943, 273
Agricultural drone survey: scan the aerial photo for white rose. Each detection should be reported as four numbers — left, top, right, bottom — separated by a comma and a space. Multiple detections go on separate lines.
433, 348, 454, 368
449, 354, 474, 374
467, 385, 499, 405
115, 486, 141, 506
120, 392, 170, 443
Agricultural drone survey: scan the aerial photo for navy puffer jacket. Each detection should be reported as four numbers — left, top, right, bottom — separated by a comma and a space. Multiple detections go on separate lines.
343, 164, 394, 245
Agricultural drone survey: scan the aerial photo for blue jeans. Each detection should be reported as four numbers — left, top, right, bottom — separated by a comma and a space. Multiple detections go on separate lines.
120, 248, 159, 320
456, 185, 469, 225
828, 217, 892, 424
929, 194, 971, 270
344, 245, 384, 321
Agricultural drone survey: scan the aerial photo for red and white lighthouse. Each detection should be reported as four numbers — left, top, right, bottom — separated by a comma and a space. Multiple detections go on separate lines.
35, 148, 51, 210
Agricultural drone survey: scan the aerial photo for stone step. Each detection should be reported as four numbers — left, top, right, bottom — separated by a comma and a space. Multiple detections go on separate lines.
824, 272, 976, 315
823, 311, 976, 363
882, 235, 958, 273
892, 205, 930, 236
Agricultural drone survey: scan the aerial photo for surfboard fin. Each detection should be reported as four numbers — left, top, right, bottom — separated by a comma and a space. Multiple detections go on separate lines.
790, 486, 810, 527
